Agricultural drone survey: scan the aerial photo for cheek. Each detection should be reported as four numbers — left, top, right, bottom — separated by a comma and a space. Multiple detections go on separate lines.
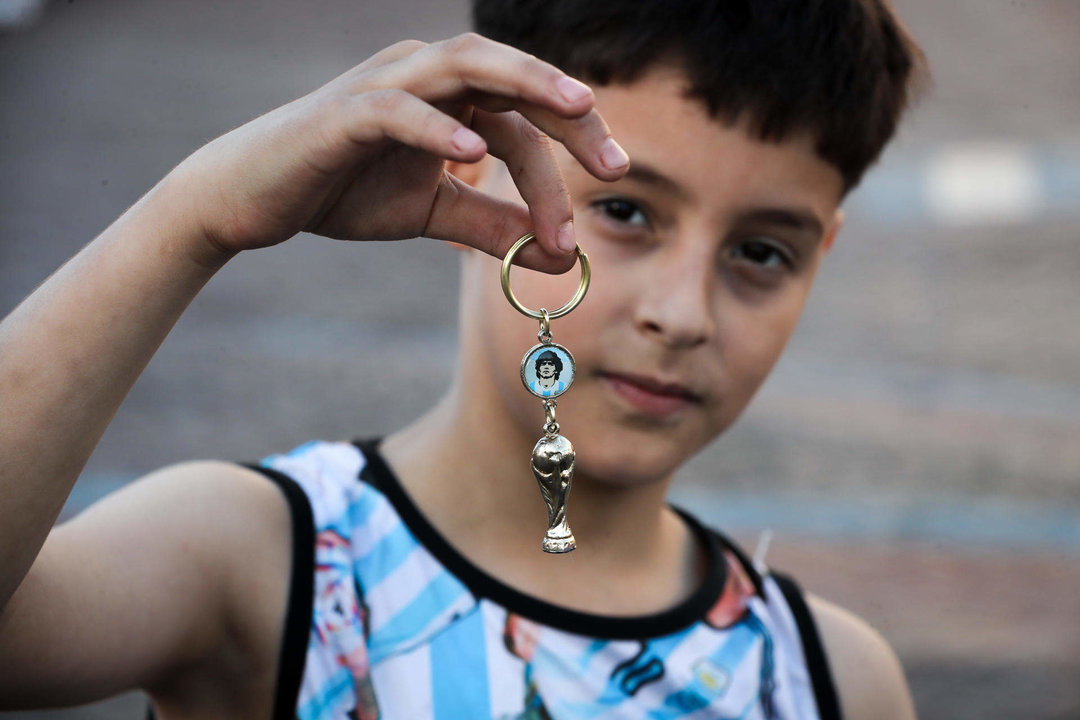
484, 297, 540, 389
718, 285, 808, 403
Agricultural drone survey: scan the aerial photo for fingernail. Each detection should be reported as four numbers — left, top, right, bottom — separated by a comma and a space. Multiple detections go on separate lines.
556, 221, 576, 254
600, 137, 630, 171
451, 127, 485, 154
556, 76, 592, 104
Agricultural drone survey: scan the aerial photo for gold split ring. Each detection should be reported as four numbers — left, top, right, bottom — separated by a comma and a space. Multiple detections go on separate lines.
500, 232, 591, 320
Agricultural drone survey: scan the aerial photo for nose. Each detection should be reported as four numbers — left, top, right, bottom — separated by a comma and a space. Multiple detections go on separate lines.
633, 246, 715, 349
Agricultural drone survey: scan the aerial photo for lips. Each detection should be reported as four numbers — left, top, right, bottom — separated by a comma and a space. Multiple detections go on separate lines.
599, 371, 703, 416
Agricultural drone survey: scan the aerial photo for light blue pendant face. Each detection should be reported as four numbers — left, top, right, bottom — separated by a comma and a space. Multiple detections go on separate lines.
521, 342, 575, 399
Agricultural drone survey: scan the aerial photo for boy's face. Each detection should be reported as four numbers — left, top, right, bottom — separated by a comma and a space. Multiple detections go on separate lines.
464, 66, 844, 485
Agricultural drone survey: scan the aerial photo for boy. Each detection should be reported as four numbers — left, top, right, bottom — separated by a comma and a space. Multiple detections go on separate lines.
0, 1, 924, 718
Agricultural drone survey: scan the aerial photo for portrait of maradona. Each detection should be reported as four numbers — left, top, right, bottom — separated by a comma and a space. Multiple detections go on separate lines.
520, 344, 575, 399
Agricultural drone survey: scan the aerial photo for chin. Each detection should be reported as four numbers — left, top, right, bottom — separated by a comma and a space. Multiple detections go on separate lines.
572, 427, 696, 488
550, 392, 720, 487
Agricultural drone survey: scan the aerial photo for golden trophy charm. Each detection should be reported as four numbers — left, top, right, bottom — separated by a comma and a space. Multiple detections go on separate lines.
501, 232, 591, 554
531, 431, 576, 553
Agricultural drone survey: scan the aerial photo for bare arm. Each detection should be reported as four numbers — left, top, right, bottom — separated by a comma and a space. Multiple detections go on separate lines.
0, 33, 628, 706
0, 186, 228, 609
0, 462, 292, 712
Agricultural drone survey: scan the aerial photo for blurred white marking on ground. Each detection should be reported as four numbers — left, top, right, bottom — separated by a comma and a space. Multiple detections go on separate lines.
753, 529, 774, 571
925, 143, 1044, 226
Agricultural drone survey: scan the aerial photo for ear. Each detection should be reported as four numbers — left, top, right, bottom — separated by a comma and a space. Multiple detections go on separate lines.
822, 208, 845, 253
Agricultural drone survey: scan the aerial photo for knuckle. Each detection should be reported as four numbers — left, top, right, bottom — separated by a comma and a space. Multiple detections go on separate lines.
365, 88, 406, 115
389, 38, 427, 54
351, 40, 423, 77
417, 109, 444, 138
300, 91, 347, 135
442, 31, 485, 55
515, 116, 550, 147
308, 95, 353, 151
490, 211, 519, 255
516, 53, 548, 79
557, 179, 572, 209
311, 89, 349, 117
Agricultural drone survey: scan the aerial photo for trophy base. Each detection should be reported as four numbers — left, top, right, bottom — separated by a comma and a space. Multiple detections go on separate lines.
542, 533, 577, 554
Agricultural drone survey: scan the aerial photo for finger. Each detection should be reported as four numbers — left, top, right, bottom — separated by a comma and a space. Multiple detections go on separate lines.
333, 89, 488, 164
350, 39, 428, 75
470, 96, 628, 181
319, 40, 427, 99
320, 40, 429, 99
363, 33, 597, 123
470, 109, 575, 258
423, 173, 578, 275
363, 34, 628, 181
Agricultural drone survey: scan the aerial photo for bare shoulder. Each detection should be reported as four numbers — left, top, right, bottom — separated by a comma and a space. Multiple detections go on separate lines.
128, 459, 295, 563
90, 460, 297, 694
0, 460, 293, 712
805, 593, 917, 720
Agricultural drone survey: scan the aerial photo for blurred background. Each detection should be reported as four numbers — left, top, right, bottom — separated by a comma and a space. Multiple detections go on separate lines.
2, 0, 1078, 718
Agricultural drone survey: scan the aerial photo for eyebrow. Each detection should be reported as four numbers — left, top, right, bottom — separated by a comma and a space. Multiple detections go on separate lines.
618, 162, 826, 238
735, 207, 825, 238
622, 162, 691, 201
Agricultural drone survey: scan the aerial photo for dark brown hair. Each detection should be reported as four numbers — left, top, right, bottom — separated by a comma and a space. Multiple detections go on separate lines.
473, 0, 927, 192
534, 350, 563, 379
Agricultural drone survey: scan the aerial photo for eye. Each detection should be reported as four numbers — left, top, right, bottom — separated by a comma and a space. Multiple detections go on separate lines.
591, 197, 649, 227
730, 239, 792, 270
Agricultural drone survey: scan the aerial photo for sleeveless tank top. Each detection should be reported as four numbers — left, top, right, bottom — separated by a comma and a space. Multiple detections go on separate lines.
247, 438, 841, 720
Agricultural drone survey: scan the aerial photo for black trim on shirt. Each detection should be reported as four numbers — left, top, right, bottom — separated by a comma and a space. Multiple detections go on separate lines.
772, 572, 844, 720
351, 438, 728, 641
241, 463, 316, 720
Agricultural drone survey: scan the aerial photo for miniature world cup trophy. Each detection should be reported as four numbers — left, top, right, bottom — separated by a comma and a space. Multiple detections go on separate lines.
531, 418, 576, 553
501, 232, 590, 553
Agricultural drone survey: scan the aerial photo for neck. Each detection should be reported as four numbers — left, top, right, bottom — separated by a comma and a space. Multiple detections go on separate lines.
380, 383, 700, 615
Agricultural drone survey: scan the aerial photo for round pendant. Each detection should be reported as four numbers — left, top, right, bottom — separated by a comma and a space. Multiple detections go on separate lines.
520, 342, 575, 399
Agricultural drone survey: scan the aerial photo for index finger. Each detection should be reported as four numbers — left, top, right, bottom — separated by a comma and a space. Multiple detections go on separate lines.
369, 33, 594, 115
359, 33, 628, 180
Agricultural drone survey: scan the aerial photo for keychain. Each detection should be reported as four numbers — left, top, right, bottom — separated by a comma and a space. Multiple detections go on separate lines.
501, 232, 591, 554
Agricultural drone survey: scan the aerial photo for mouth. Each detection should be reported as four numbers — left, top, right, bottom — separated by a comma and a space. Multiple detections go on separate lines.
598, 371, 704, 416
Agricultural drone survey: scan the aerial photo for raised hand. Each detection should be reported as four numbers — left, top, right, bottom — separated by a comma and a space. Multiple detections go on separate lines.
0, 33, 626, 618
172, 34, 629, 272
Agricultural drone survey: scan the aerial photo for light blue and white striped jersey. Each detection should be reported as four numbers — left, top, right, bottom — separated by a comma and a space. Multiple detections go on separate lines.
254, 439, 840, 720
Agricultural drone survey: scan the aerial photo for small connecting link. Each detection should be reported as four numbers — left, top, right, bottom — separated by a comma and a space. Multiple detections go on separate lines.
537, 308, 552, 344
542, 399, 559, 435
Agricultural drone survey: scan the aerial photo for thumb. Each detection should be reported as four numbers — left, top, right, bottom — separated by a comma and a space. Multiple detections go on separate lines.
422, 172, 578, 274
